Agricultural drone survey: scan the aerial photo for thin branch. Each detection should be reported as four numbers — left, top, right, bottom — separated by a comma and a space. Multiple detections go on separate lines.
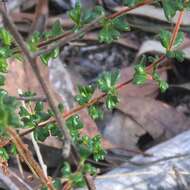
16, 155, 25, 179
167, 11, 185, 51
107, 0, 154, 19
33, 16, 102, 57
29, 0, 48, 35
31, 132, 48, 177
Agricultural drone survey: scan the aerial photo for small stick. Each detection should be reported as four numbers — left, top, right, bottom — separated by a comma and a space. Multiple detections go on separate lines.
31, 132, 48, 177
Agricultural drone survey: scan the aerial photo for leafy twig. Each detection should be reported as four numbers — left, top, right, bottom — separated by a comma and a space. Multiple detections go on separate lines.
107, 0, 154, 19
18, 8, 185, 137
0, 6, 72, 159
12, 0, 154, 56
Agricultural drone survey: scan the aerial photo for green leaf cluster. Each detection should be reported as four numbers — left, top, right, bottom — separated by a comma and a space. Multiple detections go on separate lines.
152, 69, 169, 93
60, 161, 96, 188
18, 99, 63, 142
34, 123, 62, 142
133, 56, 148, 85
69, 1, 104, 29
159, 30, 185, 62
40, 20, 63, 65
0, 28, 13, 86
75, 85, 95, 105
0, 90, 21, 135
79, 135, 106, 161
0, 148, 9, 161
75, 85, 103, 120
99, 17, 130, 43
88, 105, 103, 120
28, 21, 63, 65
19, 101, 51, 129
0, 27, 12, 46
162, 0, 190, 20
97, 70, 120, 110
66, 115, 84, 141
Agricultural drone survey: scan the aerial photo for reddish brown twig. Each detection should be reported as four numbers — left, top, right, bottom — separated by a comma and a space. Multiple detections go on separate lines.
19, 7, 185, 138
108, 0, 153, 19
12, 0, 154, 55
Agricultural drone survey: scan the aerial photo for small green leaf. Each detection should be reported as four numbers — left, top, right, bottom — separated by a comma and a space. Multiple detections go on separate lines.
0, 74, 5, 86
88, 105, 103, 120
82, 6, 104, 24
19, 106, 30, 117
0, 58, 8, 73
48, 123, 62, 137
133, 58, 148, 85
10, 144, 17, 156
113, 17, 130, 32
0, 94, 21, 133
106, 94, 119, 110
159, 30, 171, 49
40, 48, 60, 65
75, 85, 95, 105
28, 32, 41, 51
58, 103, 64, 113
0, 28, 12, 46
66, 115, 83, 130
162, 0, 177, 20
61, 162, 71, 177
40, 53, 51, 65
133, 72, 147, 85
70, 173, 85, 188
35, 101, 44, 113
68, 1, 82, 27
97, 70, 120, 93
152, 70, 168, 93
92, 135, 106, 161
52, 48, 60, 59
0, 47, 12, 58
0, 148, 9, 160
159, 80, 169, 93
51, 20, 63, 36
173, 31, 184, 49
83, 163, 97, 176
174, 50, 185, 62
167, 50, 185, 62
99, 19, 120, 43
34, 127, 49, 142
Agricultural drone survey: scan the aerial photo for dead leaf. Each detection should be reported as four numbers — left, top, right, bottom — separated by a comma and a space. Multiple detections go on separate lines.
104, 97, 190, 151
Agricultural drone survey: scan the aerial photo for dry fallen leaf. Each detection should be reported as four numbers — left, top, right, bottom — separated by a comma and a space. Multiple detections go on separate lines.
104, 96, 190, 151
